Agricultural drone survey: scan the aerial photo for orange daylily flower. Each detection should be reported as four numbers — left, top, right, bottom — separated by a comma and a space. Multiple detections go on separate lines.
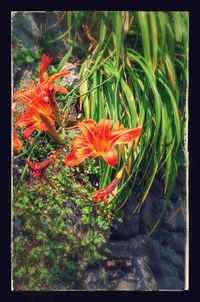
64, 119, 142, 167
39, 53, 52, 83
13, 54, 70, 139
13, 131, 23, 151
26, 148, 63, 178
92, 165, 125, 204
26, 148, 63, 192
15, 100, 56, 140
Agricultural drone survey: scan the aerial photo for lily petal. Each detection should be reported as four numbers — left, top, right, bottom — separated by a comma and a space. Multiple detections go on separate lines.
71, 135, 89, 149
101, 148, 118, 166
77, 119, 99, 144
110, 126, 142, 146
26, 159, 38, 170
39, 54, 52, 83
52, 85, 69, 94
92, 190, 108, 204
42, 70, 70, 87
26, 148, 63, 170
23, 125, 38, 140
65, 149, 92, 166
99, 119, 113, 139
13, 132, 23, 151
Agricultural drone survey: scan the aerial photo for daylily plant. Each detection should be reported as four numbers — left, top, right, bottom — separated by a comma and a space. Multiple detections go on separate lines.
13, 54, 143, 206
13, 54, 70, 139
64, 119, 142, 167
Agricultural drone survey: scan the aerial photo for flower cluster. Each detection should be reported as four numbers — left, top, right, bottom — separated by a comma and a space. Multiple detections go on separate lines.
13, 54, 142, 203
13, 54, 70, 140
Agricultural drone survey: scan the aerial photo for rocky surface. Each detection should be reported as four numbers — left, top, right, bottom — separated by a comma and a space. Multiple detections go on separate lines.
12, 11, 69, 60
83, 257, 158, 291
82, 167, 187, 291
12, 11, 79, 88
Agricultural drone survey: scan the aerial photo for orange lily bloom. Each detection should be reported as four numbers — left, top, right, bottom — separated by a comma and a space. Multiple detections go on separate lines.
13, 131, 23, 151
13, 54, 70, 139
15, 101, 56, 140
92, 166, 125, 204
26, 148, 63, 192
64, 119, 142, 167
26, 148, 63, 178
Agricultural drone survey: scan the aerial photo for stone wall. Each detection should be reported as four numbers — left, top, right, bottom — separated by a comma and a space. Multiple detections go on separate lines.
83, 167, 187, 290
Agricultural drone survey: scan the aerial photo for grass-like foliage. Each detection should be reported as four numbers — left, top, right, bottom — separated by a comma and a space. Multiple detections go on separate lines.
52, 11, 188, 207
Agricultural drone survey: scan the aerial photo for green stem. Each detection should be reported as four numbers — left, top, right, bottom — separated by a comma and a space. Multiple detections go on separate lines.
63, 34, 113, 111
73, 76, 114, 100
15, 143, 38, 191
13, 132, 42, 160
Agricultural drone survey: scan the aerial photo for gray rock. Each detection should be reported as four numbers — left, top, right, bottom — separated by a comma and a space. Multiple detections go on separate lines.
85, 170, 186, 290
15, 68, 35, 89
164, 232, 185, 255
12, 12, 41, 55
12, 12, 41, 85
160, 245, 184, 267
60, 63, 80, 90
114, 279, 137, 291
136, 238, 162, 270
176, 166, 186, 187
159, 275, 184, 290
164, 201, 186, 232
107, 269, 122, 281
12, 12, 80, 89
83, 256, 157, 291
83, 268, 110, 290
33, 12, 70, 60
150, 177, 164, 197
133, 257, 157, 290
108, 240, 134, 259
113, 214, 140, 237
140, 192, 164, 231
108, 236, 146, 259
12, 12, 40, 39
112, 197, 140, 236
12, 12, 70, 71
114, 257, 157, 291
156, 260, 185, 290
126, 235, 185, 290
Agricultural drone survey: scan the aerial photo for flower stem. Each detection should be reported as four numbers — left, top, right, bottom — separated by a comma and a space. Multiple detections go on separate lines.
15, 143, 38, 191
13, 131, 42, 160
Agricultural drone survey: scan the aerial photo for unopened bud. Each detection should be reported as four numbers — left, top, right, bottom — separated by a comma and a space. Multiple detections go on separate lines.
64, 109, 70, 127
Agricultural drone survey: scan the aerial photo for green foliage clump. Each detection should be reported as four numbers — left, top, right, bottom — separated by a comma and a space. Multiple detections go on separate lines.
13, 150, 115, 290
14, 43, 42, 66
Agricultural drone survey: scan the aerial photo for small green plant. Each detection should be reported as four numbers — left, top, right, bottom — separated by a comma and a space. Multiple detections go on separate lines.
14, 43, 42, 66
13, 153, 116, 290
